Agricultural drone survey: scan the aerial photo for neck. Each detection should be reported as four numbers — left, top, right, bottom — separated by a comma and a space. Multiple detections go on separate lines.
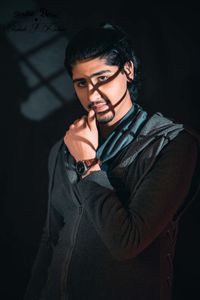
99, 102, 134, 139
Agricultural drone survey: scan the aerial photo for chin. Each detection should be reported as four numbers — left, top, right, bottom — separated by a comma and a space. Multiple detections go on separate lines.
96, 112, 115, 124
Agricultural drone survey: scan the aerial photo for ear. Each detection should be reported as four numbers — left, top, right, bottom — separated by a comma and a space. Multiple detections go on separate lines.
123, 61, 134, 82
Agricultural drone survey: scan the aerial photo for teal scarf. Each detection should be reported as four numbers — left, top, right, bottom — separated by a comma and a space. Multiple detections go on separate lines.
96, 103, 148, 168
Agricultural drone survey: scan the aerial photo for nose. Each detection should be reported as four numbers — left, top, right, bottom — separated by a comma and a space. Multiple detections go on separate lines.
87, 82, 102, 102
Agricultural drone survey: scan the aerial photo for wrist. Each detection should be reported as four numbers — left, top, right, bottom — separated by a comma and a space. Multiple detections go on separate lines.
81, 163, 101, 179
75, 157, 101, 177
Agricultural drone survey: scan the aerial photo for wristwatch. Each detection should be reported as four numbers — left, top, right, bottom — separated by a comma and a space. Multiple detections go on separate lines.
76, 158, 100, 176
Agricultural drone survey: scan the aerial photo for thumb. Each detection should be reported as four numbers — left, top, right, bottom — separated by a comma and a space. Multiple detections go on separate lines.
88, 109, 97, 131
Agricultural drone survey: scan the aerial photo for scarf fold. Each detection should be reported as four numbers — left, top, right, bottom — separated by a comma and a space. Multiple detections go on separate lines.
96, 103, 148, 164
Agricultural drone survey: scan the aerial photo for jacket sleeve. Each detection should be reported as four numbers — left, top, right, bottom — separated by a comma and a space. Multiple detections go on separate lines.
77, 131, 198, 261
24, 147, 63, 300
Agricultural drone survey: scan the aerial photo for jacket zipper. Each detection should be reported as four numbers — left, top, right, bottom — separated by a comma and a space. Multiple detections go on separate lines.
60, 205, 83, 300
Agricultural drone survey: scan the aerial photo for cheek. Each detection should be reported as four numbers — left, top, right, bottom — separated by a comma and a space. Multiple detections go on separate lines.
75, 89, 88, 109
100, 79, 127, 102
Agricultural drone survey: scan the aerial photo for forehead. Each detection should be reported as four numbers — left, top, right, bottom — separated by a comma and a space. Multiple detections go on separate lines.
72, 57, 117, 79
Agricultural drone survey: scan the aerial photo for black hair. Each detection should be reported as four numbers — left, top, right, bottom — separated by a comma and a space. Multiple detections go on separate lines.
64, 23, 141, 101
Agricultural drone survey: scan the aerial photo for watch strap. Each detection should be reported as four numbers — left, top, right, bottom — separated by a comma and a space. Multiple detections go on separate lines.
76, 158, 101, 176
83, 157, 101, 168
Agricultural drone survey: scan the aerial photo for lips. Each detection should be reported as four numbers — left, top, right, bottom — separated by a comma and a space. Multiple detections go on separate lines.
92, 103, 109, 113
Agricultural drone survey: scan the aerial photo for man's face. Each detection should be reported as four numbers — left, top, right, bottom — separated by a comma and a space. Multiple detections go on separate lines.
72, 57, 133, 125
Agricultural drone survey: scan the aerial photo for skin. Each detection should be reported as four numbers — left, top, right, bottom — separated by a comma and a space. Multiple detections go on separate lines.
64, 57, 134, 177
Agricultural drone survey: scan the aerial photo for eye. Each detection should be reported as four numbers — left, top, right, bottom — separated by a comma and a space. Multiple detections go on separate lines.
76, 80, 87, 88
98, 76, 108, 82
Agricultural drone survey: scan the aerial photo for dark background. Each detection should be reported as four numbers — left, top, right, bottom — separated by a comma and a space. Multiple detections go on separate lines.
0, 1, 200, 299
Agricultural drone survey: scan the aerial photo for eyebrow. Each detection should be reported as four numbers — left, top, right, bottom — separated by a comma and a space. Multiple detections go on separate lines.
72, 70, 112, 83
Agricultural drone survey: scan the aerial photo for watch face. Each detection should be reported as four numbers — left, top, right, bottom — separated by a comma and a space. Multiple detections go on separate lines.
76, 161, 87, 175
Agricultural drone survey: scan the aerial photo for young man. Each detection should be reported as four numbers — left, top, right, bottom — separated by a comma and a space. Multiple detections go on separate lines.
24, 23, 200, 300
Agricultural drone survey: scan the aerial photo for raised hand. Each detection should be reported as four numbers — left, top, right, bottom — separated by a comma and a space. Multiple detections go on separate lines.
64, 109, 99, 162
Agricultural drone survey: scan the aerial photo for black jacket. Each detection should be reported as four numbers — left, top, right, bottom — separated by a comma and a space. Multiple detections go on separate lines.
24, 112, 200, 300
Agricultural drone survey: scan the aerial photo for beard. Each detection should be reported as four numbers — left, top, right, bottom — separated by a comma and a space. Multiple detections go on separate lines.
96, 109, 115, 124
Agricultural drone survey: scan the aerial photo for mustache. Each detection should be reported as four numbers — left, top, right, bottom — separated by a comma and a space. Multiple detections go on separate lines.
88, 100, 109, 109
88, 88, 128, 112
